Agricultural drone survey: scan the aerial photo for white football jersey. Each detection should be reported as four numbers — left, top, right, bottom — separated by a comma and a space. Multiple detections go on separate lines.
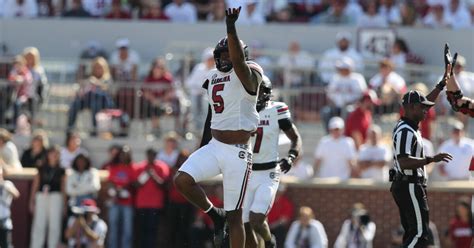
252, 101, 291, 163
203, 61, 263, 132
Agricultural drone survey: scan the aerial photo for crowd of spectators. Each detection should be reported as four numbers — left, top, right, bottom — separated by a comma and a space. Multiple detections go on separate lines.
1, 0, 474, 28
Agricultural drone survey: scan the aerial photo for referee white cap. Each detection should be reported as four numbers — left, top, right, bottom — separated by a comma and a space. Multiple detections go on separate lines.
402, 90, 435, 106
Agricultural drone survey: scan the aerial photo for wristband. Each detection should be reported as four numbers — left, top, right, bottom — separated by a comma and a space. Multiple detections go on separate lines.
288, 149, 299, 159
436, 80, 446, 90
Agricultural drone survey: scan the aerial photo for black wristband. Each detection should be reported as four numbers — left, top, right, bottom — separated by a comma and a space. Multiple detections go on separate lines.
288, 149, 299, 159
453, 90, 463, 99
436, 80, 446, 90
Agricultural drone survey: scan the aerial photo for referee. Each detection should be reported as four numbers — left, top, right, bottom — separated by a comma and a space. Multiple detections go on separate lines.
390, 90, 452, 247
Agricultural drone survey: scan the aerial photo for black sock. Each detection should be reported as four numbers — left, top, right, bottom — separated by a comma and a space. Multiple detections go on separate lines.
207, 207, 226, 226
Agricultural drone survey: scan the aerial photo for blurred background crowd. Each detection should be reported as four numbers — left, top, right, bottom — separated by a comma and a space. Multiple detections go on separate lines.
1, 0, 474, 29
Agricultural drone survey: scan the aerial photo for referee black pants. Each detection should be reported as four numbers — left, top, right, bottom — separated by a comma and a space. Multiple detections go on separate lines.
391, 181, 433, 248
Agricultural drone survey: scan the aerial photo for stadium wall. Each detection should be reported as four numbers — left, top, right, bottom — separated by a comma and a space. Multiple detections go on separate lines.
9, 169, 473, 247
0, 20, 473, 70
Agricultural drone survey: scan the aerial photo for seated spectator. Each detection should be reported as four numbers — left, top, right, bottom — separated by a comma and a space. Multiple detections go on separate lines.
318, 32, 363, 84
0, 166, 19, 248
237, 0, 266, 25
111, 38, 141, 117
66, 154, 101, 208
77, 41, 108, 80
164, 0, 197, 23
287, 0, 324, 22
142, 58, 175, 136
8, 55, 34, 132
62, 0, 92, 17
206, 0, 226, 21
2, 0, 38, 18
322, 57, 367, 130
446, 0, 472, 29
67, 57, 115, 134
105, 146, 134, 248
314, 117, 357, 180
437, 121, 474, 180
389, 38, 408, 69
133, 148, 170, 248
82, 0, 112, 17
284, 156, 314, 181
344, 0, 364, 22
105, 0, 131, 19
64, 199, 107, 248
334, 203, 376, 248
311, 0, 353, 25
277, 41, 315, 87
357, 125, 392, 181
447, 197, 473, 247
185, 47, 215, 131
369, 59, 407, 114
423, 1, 453, 28
29, 146, 66, 248
285, 206, 328, 248
357, 0, 388, 27
0, 128, 22, 171
21, 129, 48, 168
271, 6, 293, 22
110, 38, 140, 82
23, 47, 47, 106
60, 132, 88, 169
399, 1, 418, 26
140, 0, 169, 20
389, 38, 424, 71
379, 0, 401, 25
267, 184, 294, 248
344, 91, 378, 149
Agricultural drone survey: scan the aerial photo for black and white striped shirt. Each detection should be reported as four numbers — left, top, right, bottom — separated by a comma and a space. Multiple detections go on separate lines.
392, 118, 427, 178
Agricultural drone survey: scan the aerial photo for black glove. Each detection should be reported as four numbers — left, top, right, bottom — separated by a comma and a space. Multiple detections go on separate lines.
279, 155, 295, 174
444, 43, 452, 67
444, 43, 458, 76
451, 52, 458, 76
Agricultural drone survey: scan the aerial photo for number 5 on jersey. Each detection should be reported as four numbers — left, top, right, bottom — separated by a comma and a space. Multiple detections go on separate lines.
212, 84, 225, 113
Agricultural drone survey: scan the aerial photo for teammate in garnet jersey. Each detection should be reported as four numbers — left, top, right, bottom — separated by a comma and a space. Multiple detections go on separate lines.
243, 75, 302, 248
174, 7, 263, 248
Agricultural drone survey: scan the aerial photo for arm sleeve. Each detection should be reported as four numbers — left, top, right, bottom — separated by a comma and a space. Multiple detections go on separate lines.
199, 105, 213, 148
361, 222, 376, 241
65, 173, 77, 196
278, 119, 292, 132
284, 222, 298, 248
393, 129, 414, 157
95, 220, 108, 246
334, 220, 350, 248
310, 222, 328, 248
276, 102, 291, 121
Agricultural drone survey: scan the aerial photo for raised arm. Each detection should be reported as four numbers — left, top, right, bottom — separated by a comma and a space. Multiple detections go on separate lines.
225, 7, 261, 94
426, 44, 454, 102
